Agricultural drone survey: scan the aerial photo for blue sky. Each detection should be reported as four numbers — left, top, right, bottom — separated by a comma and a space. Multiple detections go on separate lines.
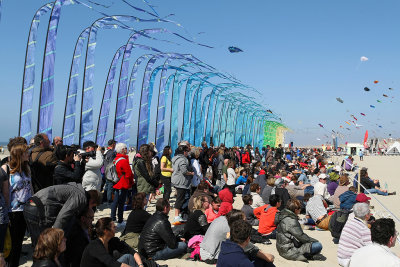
0, 0, 399, 146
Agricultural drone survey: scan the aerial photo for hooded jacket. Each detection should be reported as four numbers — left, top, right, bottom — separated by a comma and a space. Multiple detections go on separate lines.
171, 154, 191, 189
217, 187, 233, 216
217, 239, 253, 267
275, 208, 318, 261
82, 150, 104, 191
339, 190, 357, 210
113, 154, 134, 190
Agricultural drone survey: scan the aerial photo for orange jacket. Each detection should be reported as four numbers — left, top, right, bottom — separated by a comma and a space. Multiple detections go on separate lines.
253, 204, 279, 235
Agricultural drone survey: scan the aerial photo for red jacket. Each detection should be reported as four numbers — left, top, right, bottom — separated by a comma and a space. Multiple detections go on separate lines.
242, 152, 251, 164
253, 204, 279, 235
217, 187, 233, 216
113, 154, 134, 190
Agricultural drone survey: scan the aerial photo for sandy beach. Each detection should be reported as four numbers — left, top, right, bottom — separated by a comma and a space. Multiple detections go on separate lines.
17, 155, 400, 267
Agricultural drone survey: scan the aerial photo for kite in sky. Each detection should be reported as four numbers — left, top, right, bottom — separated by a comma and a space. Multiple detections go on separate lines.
360, 113, 366, 116
228, 46, 243, 53
364, 87, 370, 92
377, 100, 382, 103
370, 105, 375, 108
266, 109, 273, 113
383, 94, 388, 97
360, 56, 368, 61
346, 128, 351, 131
318, 123, 324, 128
351, 115, 358, 121
389, 88, 394, 90
336, 97, 344, 103
374, 80, 379, 84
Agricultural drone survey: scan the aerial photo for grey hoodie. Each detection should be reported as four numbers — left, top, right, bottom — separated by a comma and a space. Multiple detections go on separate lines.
171, 154, 191, 189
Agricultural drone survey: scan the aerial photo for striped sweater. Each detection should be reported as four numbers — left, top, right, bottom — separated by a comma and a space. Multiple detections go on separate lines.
337, 217, 372, 260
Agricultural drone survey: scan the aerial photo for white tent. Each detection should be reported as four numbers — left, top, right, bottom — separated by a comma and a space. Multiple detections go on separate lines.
386, 142, 400, 155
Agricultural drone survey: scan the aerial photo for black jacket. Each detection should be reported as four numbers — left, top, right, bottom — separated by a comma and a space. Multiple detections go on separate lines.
138, 211, 178, 258
80, 238, 135, 267
53, 161, 82, 185
65, 221, 90, 267
360, 176, 375, 193
183, 210, 209, 240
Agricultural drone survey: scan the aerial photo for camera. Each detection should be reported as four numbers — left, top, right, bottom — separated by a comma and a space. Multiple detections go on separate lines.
79, 150, 96, 159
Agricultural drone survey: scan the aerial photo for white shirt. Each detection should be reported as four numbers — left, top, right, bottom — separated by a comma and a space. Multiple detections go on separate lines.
250, 192, 265, 209
349, 243, 400, 267
227, 168, 236, 186
314, 181, 330, 200
191, 159, 202, 187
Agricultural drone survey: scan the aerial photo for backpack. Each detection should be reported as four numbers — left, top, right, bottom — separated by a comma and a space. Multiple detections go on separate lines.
328, 209, 352, 239
105, 157, 125, 183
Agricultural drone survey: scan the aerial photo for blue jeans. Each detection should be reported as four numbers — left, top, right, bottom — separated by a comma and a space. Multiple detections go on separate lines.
310, 242, 323, 255
111, 189, 128, 223
118, 254, 137, 266
365, 188, 388, 196
152, 242, 187, 260
105, 180, 114, 203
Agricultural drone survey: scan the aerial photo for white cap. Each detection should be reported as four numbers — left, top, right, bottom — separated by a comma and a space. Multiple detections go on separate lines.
318, 173, 327, 179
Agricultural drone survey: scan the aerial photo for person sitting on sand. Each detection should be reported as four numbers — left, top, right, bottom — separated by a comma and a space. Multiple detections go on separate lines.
205, 196, 221, 223
138, 199, 187, 260
254, 195, 281, 239
349, 218, 400, 266
217, 220, 276, 267
304, 194, 331, 230
359, 167, 396, 196
250, 183, 265, 209
183, 196, 210, 240
241, 195, 259, 226
337, 203, 372, 267
200, 209, 275, 265
275, 199, 325, 261
333, 175, 350, 209
120, 192, 151, 249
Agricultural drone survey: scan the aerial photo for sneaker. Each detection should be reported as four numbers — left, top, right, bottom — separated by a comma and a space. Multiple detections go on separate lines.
311, 254, 326, 261
389, 191, 396, 196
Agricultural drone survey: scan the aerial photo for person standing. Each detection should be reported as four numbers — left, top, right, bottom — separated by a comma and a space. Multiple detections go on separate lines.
103, 139, 117, 205
358, 149, 364, 161
30, 133, 58, 192
171, 145, 194, 225
160, 146, 173, 201
111, 143, 134, 225
133, 144, 159, 202
8, 144, 33, 267
81, 141, 104, 192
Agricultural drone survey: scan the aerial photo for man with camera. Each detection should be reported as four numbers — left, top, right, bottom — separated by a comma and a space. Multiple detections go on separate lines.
82, 141, 104, 192
53, 146, 83, 185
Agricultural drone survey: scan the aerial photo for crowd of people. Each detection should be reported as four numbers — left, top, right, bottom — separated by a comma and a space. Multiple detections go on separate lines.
0, 134, 399, 267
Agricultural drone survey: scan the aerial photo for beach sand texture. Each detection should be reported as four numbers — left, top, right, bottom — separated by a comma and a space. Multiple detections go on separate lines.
18, 155, 400, 266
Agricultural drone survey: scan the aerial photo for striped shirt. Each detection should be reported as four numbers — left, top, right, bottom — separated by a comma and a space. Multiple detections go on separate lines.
306, 195, 327, 221
337, 217, 372, 261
